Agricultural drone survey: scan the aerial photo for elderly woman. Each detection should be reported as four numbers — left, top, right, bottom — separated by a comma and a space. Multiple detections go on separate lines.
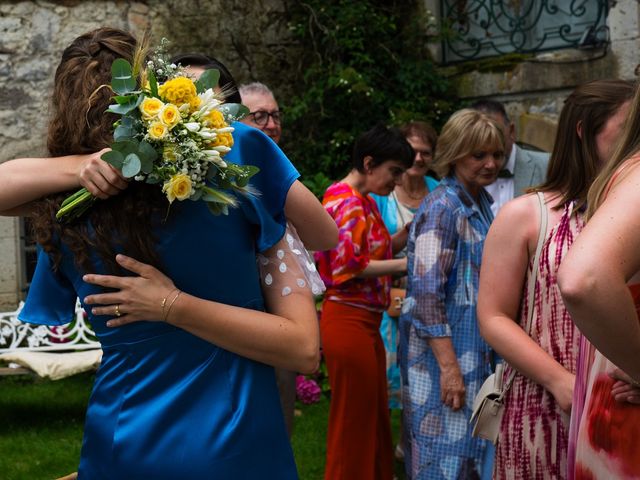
399, 109, 504, 479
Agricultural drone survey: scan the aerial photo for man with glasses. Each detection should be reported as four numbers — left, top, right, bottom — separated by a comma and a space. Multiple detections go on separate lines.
239, 82, 282, 144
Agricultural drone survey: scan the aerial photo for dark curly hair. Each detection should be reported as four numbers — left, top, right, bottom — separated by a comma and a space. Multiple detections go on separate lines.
30, 27, 166, 274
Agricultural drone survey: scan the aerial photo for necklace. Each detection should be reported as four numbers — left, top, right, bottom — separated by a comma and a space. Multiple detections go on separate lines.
400, 184, 428, 201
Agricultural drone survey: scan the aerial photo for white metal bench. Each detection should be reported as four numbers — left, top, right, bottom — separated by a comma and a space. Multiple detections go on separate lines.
0, 301, 101, 379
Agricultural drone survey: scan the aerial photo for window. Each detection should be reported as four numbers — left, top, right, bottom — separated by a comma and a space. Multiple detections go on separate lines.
440, 0, 609, 63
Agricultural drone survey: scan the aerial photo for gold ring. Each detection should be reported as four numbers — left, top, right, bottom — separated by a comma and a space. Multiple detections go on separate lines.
115, 304, 121, 317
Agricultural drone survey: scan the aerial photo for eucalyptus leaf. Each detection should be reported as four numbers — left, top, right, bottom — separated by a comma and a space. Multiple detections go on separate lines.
107, 95, 143, 115
195, 69, 220, 93
148, 69, 159, 98
114, 124, 134, 141
101, 150, 125, 170
122, 153, 142, 178
112, 139, 139, 157
218, 103, 250, 121
111, 59, 136, 95
137, 141, 158, 162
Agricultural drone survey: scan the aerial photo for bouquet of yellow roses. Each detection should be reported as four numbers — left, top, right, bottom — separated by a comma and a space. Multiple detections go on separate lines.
56, 47, 256, 223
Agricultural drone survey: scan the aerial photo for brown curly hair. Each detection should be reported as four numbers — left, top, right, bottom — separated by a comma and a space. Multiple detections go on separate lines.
30, 27, 166, 274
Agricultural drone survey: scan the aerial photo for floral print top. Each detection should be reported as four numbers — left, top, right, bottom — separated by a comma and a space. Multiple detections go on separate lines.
315, 182, 392, 312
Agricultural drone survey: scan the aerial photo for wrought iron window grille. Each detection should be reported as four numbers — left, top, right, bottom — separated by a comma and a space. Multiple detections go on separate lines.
440, 0, 610, 63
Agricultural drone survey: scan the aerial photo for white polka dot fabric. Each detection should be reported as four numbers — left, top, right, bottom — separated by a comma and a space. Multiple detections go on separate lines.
257, 222, 326, 297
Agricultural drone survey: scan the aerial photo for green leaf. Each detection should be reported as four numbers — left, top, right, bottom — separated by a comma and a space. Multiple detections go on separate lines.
101, 150, 124, 170
122, 153, 142, 178
137, 141, 157, 174
235, 165, 260, 187
111, 139, 139, 157
195, 69, 220, 93
111, 59, 136, 95
113, 116, 136, 140
107, 95, 143, 115
148, 69, 159, 98
218, 103, 249, 121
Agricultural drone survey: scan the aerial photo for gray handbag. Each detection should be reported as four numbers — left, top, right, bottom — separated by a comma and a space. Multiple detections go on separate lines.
470, 192, 548, 444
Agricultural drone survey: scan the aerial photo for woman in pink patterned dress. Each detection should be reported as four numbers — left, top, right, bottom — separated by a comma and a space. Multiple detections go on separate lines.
560, 82, 640, 480
315, 124, 413, 480
477, 79, 634, 480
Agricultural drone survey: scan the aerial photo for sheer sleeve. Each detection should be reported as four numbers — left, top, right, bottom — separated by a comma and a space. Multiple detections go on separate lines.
257, 222, 325, 298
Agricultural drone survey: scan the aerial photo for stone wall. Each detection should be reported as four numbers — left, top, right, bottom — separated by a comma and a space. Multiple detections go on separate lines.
427, 0, 640, 152
0, 0, 297, 309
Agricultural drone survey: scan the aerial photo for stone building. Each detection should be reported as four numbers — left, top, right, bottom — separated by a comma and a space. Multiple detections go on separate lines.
0, 0, 296, 309
1, 0, 639, 309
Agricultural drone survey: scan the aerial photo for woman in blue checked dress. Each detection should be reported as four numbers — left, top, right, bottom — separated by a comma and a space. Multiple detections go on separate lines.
399, 109, 504, 479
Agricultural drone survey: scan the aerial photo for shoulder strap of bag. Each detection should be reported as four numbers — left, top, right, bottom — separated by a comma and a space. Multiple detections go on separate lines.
500, 191, 548, 396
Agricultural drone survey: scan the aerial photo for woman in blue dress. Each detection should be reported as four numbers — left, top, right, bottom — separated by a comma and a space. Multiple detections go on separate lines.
399, 109, 504, 479
11, 27, 324, 479
371, 121, 438, 458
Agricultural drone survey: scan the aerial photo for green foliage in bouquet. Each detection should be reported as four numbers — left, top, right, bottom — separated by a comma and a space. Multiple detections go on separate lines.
57, 52, 256, 223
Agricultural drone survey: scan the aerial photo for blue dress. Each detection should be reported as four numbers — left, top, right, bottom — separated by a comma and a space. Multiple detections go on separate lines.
371, 176, 438, 410
399, 175, 493, 479
20, 123, 300, 479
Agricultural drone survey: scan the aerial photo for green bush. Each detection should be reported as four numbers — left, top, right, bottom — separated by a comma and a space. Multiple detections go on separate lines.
283, 0, 459, 196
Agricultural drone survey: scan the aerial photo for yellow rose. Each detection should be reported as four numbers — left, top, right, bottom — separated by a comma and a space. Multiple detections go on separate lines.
148, 121, 168, 140
159, 104, 181, 129
209, 132, 234, 153
205, 110, 226, 129
139, 97, 164, 119
158, 77, 200, 111
163, 144, 178, 162
162, 173, 193, 203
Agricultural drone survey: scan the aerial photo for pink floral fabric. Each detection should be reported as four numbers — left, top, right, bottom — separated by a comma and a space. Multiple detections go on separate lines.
315, 182, 392, 312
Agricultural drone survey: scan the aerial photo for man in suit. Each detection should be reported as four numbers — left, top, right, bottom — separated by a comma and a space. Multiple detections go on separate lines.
471, 100, 549, 215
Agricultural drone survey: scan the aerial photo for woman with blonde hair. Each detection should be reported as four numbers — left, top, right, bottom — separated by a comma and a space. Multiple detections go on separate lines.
477, 79, 635, 480
559, 82, 640, 479
399, 109, 504, 479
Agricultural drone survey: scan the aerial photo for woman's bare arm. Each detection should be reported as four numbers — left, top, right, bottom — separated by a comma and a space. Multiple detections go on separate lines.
0, 150, 127, 215
83, 250, 320, 374
284, 180, 338, 251
478, 195, 575, 412
559, 164, 640, 381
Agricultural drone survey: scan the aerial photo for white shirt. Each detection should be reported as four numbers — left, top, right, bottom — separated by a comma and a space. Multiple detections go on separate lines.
485, 146, 516, 216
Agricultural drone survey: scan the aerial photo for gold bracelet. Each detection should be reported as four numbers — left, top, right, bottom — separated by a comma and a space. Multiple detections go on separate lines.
163, 290, 182, 323
161, 288, 178, 316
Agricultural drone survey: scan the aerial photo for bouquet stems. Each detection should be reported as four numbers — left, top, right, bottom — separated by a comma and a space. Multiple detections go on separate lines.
56, 188, 96, 223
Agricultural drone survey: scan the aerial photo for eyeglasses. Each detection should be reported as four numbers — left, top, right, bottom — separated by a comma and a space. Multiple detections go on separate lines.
248, 110, 282, 127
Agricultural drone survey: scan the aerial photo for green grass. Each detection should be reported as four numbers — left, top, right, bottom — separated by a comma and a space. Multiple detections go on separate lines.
0, 375, 405, 479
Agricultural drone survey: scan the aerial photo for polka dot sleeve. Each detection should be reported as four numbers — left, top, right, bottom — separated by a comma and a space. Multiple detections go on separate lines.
257, 222, 325, 297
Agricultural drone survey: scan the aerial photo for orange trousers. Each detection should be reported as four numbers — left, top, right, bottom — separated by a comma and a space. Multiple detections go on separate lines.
320, 300, 393, 480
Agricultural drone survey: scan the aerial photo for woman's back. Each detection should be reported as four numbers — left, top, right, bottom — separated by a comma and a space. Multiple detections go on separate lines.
21, 123, 300, 479
495, 196, 583, 480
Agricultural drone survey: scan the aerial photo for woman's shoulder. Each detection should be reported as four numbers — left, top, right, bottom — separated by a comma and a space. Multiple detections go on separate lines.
492, 192, 541, 238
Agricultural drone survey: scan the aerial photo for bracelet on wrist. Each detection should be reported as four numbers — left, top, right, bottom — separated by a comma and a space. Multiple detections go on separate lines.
163, 290, 182, 322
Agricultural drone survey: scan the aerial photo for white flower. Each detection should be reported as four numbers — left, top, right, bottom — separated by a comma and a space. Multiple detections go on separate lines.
198, 131, 217, 140
184, 122, 201, 132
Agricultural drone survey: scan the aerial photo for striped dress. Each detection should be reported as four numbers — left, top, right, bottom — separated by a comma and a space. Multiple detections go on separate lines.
494, 202, 583, 480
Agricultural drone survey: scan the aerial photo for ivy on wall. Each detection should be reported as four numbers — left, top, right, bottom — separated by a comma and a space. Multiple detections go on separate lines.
282, 0, 459, 196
